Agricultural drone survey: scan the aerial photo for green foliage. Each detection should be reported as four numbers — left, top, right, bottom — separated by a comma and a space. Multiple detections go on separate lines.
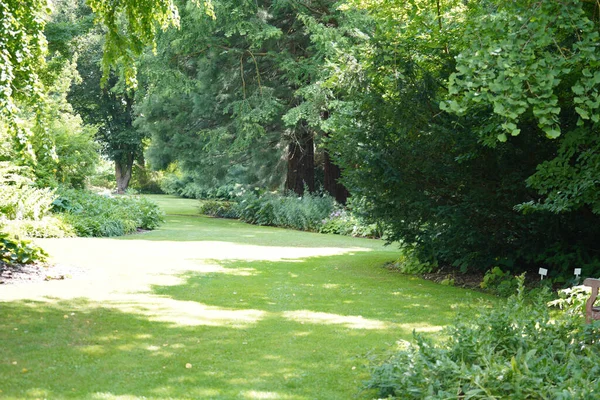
318, 0, 600, 278
87, 0, 213, 88
319, 208, 382, 239
1, 217, 75, 239
1, 0, 202, 139
442, 0, 600, 216
135, 0, 347, 195
88, 161, 116, 190
0, 0, 49, 129
389, 247, 437, 275
129, 165, 164, 194
480, 267, 519, 297
236, 192, 335, 232
0, 54, 100, 190
0, 232, 47, 265
549, 285, 591, 317
366, 278, 600, 399
160, 173, 247, 201
0, 181, 55, 221
52, 189, 164, 237
444, 0, 600, 141
198, 200, 239, 219
0, 162, 73, 238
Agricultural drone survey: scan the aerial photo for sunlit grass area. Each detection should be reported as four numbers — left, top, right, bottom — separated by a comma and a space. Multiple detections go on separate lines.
138, 195, 393, 249
0, 195, 495, 399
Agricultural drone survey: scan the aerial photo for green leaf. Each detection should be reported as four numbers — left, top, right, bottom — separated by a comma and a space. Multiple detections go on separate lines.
546, 128, 561, 139
575, 107, 590, 120
572, 85, 584, 96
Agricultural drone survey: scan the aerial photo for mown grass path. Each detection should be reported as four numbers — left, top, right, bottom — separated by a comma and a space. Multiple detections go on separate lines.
0, 195, 493, 399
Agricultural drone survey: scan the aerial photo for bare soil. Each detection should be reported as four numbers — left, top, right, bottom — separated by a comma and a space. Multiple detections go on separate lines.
0, 261, 86, 284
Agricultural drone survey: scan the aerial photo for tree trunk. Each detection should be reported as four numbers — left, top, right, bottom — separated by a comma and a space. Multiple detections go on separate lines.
115, 153, 134, 194
323, 149, 349, 204
285, 125, 315, 196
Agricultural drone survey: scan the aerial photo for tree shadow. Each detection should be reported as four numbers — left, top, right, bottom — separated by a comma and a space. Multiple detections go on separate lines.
1, 254, 494, 399
151, 252, 490, 330
1, 298, 390, 399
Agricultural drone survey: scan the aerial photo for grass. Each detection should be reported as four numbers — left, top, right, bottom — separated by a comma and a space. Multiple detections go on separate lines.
0, 195, 495, 399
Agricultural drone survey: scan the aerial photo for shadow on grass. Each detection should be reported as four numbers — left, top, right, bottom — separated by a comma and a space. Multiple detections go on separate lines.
1, 298, 396, 400
1, 254, 494, 399
151, 253, 489, 333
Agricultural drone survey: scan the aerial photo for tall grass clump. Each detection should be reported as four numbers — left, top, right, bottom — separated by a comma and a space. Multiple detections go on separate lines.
53, 189, 164, 237
236, 192, 335, 231
365, 277, 600, 399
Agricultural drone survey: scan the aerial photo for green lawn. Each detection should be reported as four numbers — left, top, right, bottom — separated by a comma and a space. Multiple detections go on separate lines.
0, 195, 494, 400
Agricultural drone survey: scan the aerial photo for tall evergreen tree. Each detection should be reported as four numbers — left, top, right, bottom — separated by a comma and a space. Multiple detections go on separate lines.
136, 0, 348, 197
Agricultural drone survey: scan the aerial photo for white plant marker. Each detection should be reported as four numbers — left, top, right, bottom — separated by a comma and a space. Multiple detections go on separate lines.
539, 268, 548, 280
574, 268, 582, 279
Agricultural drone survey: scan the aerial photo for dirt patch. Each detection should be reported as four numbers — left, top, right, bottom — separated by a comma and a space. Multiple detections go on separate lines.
384, 263, 486, 291
0, 262, 86, 285
421, 267, 486, 290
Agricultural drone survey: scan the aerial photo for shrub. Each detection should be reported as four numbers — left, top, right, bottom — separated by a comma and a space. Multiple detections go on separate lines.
236, 193, 277, 226
365, 277, 600, 399
198, 200, 240, 219
53, 189, 164, 237
480, 266, 520, 297
2, 217, 76, 238
129, 166, 164, 194
237, 192, 335, 231
161, 173, 248, 201
0, 163, 56, 221
0, 162, 73, 238
0, 233, 47, 264
319, 208, 383, 238
88, 160, 116, 190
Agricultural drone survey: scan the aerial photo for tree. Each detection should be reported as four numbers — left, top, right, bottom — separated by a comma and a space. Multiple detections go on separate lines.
442, 0, 600, 216
319, 0, 600, 276
136, 0, 348, 197
0, 0, 210, 129
0, 2, 100, 189
67, 30, 145, 193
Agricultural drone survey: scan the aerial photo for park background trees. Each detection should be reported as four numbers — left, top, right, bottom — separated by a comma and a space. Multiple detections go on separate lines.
3, 0, 600, 279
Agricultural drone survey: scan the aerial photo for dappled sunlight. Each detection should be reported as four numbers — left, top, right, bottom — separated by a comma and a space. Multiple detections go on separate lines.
282, 310, 397, 330
0, 237, 370, 306
397, 322, 444, 333
109, 295, 267, 328
25, 388, 50, 398
322, 283, 340, 289
241, 390, 299, 399
0, 199, 499, 400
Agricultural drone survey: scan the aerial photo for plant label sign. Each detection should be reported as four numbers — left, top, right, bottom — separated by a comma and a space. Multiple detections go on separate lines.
574, 268, 582, 278
539, 268, 548, 280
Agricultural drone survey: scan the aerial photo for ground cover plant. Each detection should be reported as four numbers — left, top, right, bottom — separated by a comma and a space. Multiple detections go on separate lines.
52, 189, 164, 237
0, 195, 495, 399
0, 233, 47, 265
366, 277, 600, 399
